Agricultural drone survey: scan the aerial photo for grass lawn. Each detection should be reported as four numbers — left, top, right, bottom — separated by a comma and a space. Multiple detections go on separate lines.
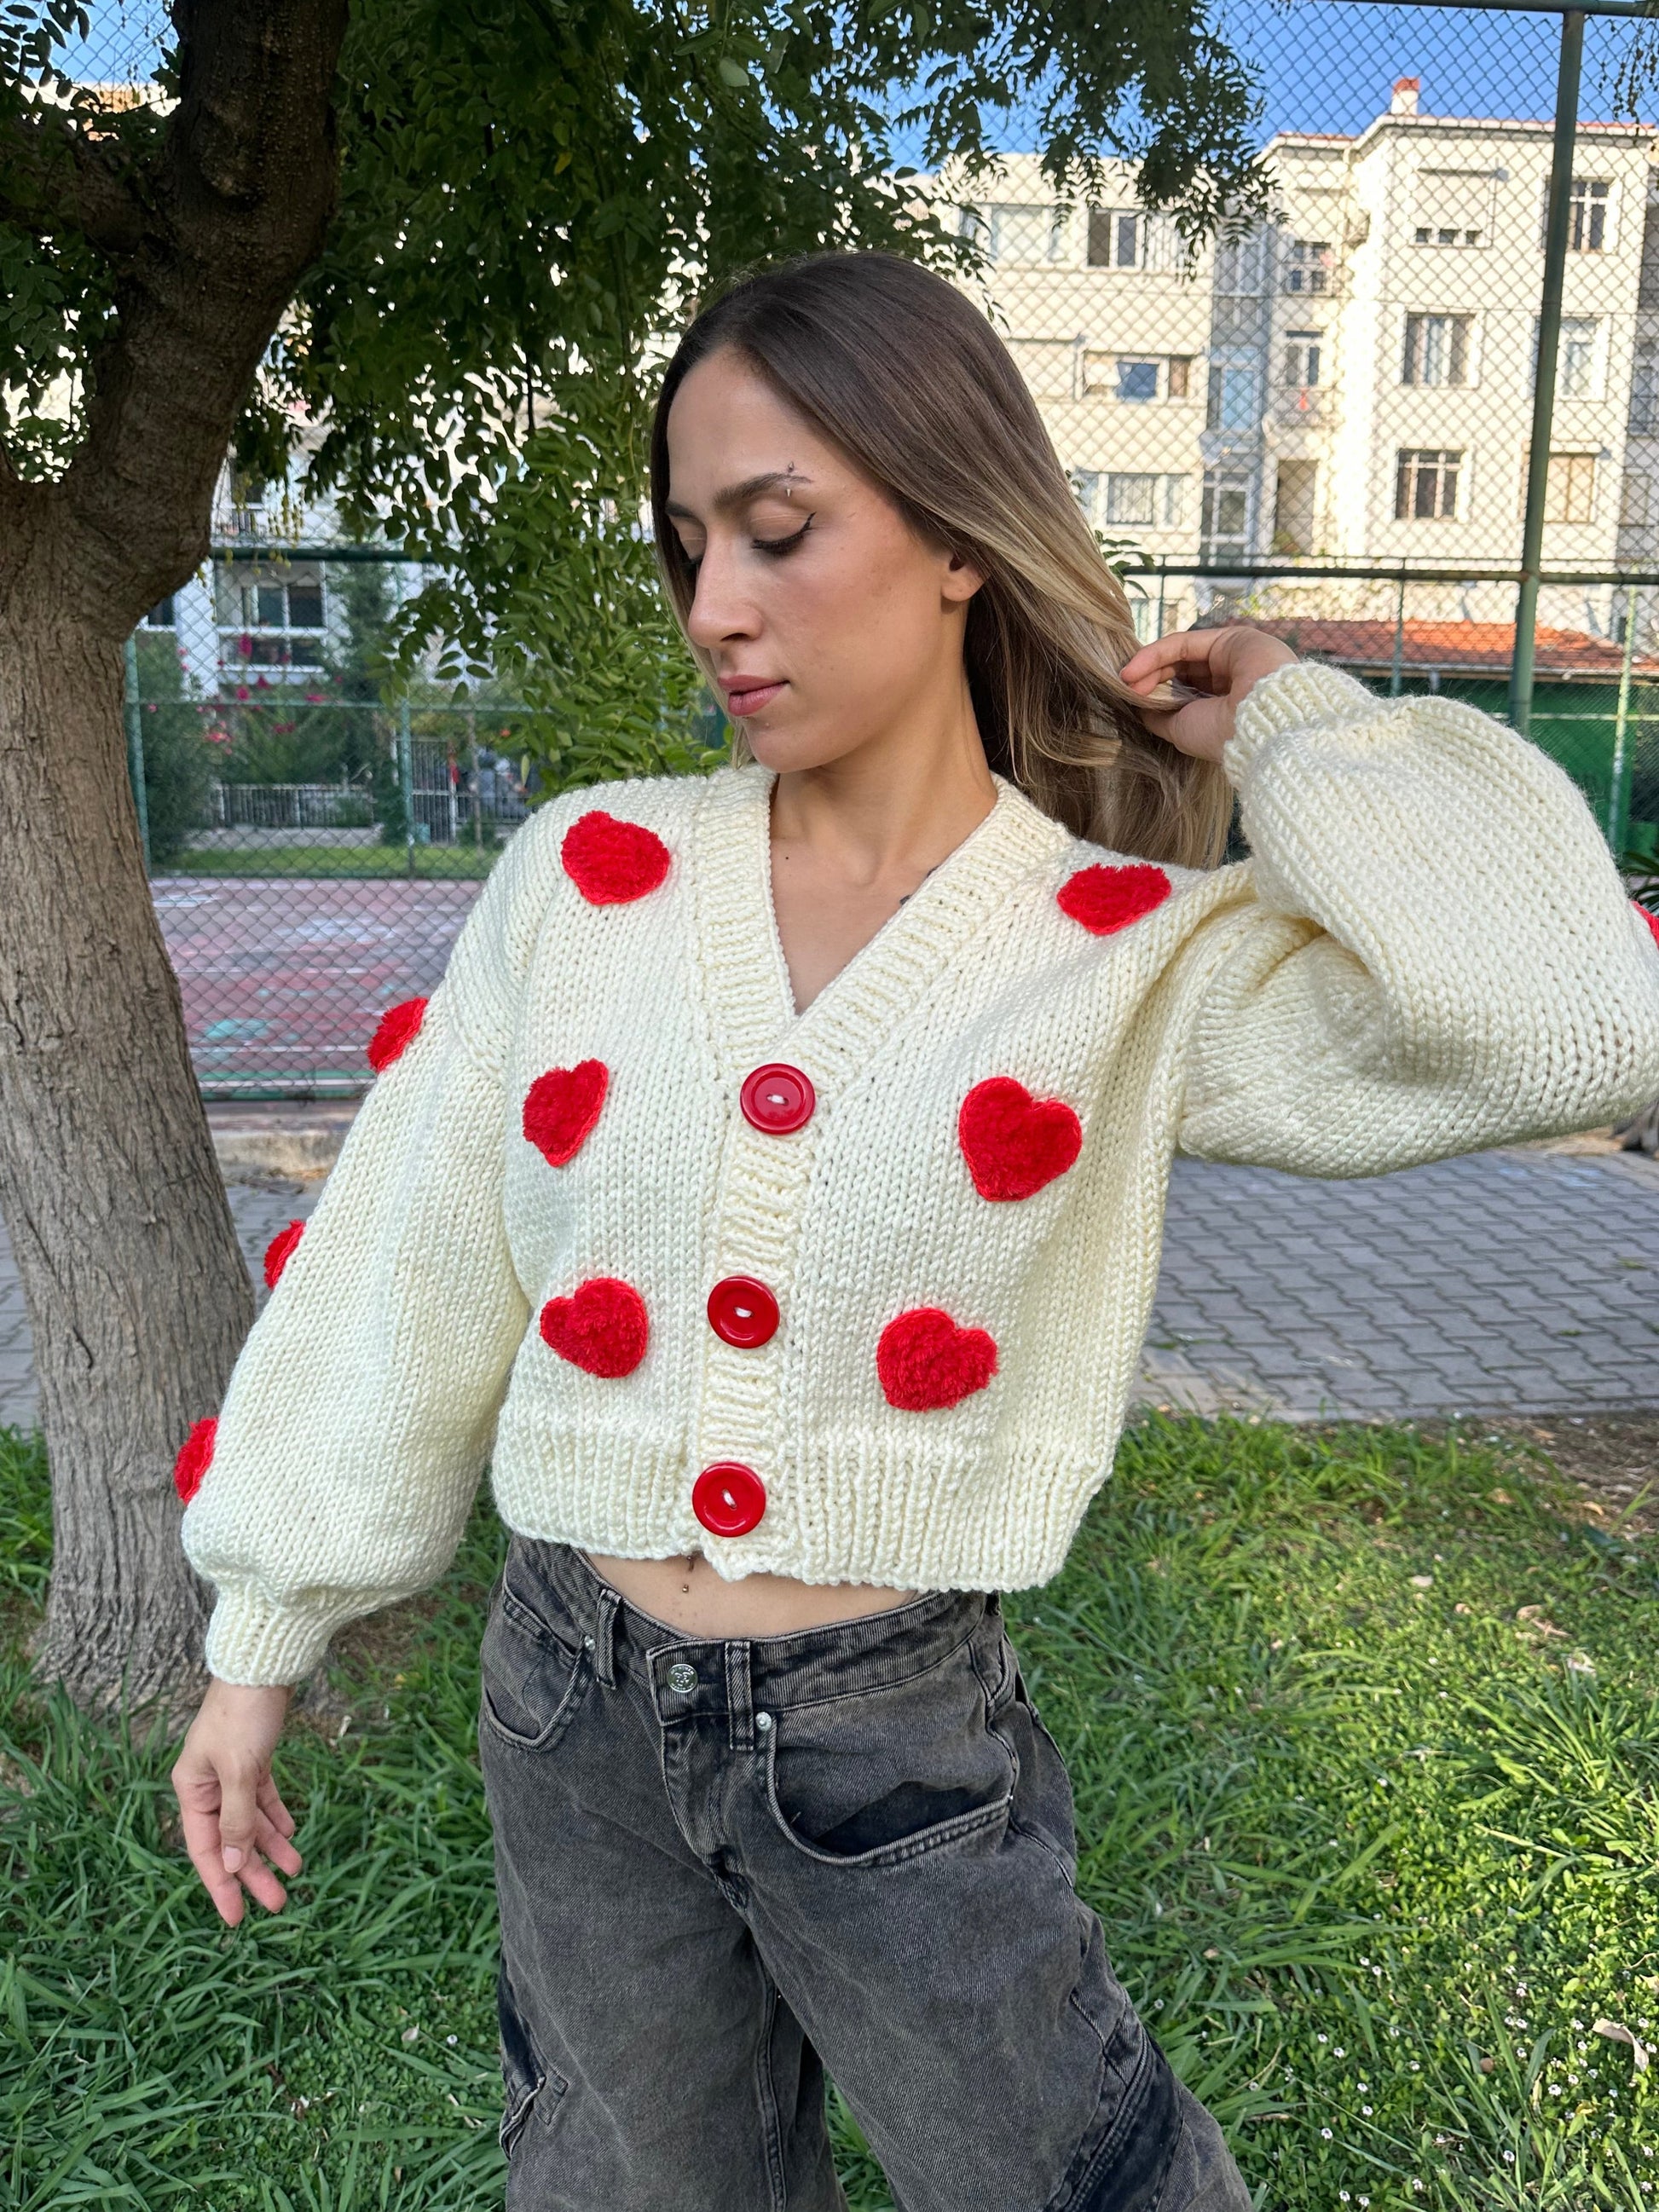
164, 844, 503, 881
3, 1414, 1656, 2209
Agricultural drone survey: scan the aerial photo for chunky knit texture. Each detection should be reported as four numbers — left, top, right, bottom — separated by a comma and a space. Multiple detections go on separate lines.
181, 666, 1659, 1684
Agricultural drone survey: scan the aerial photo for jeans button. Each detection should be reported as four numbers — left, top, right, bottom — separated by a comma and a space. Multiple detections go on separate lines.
754, 1711, 772, 1733
668, 1660, 697, 1695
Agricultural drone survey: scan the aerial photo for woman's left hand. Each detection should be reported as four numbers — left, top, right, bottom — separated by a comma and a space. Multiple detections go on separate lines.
1119, 624, 1298, 765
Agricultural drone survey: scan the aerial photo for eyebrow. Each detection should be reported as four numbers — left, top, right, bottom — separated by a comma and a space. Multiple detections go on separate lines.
663, 470, 814, 523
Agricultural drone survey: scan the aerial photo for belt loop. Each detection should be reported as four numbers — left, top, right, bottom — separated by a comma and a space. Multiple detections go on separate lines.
592, 1585, 621, 1689
725, 1640, 754, 1753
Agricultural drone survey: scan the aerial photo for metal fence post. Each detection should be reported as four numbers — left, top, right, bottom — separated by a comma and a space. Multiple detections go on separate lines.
123, 632, 153, 874
1389, 573, 1407, 697
1508, 5, 1584, 738
398, 696, 416, 878
1610, 580, 1640, 852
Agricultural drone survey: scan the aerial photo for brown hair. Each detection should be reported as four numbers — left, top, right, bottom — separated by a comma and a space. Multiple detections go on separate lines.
649, 251, 1232, 869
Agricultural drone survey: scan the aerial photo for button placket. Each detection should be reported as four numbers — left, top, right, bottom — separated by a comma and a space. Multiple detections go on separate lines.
691, 1076, 821, 1544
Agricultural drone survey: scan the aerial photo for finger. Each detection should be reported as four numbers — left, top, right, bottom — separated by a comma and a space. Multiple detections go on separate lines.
255, 1772, 298, 1841
1142, 696, 1233, 764
251, 1805, 304, 1878
216, 1761, 263, 1878
233, 1850, 291, 1916
1119, 631, 1219, 691
176, 1801, 250, 1927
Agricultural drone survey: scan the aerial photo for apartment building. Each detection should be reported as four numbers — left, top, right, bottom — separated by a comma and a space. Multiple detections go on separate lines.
951, 78, 1659, 643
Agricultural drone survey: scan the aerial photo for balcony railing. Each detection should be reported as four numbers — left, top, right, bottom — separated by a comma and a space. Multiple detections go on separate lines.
1271, 385, 1334, 426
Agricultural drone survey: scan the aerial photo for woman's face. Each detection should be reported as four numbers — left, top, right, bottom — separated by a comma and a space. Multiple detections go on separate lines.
663, 346, 983, 774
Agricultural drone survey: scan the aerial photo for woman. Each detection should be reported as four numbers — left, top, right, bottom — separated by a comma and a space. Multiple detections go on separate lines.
171, 252, 1659, 2211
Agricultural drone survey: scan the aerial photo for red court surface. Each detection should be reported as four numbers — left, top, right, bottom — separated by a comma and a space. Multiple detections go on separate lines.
152, 874, 484, 1094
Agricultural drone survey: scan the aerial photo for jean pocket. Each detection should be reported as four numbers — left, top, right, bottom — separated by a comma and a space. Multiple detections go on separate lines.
480, 1568, 594, 1753
760, 1634, 1015, 1869
496, 1959, 568, 2159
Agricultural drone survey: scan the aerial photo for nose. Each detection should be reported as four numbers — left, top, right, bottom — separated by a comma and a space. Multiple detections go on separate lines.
684, 538, 760, 653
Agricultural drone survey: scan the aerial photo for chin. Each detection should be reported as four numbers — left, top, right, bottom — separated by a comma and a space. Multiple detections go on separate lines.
739, 721, 858, 775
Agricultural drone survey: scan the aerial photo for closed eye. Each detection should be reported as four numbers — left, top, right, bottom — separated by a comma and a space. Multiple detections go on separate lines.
676, 514, 814, 572
753, 516, 814, 557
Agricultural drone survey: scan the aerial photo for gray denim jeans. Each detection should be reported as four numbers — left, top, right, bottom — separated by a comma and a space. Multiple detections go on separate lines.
477, 1535, 1252, 2212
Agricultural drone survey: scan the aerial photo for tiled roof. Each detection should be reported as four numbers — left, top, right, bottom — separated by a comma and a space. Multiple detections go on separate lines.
1250, 617, 1659, 680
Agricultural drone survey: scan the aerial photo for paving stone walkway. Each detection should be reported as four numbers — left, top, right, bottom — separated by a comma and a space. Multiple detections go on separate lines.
2, 1148, 1656, 1432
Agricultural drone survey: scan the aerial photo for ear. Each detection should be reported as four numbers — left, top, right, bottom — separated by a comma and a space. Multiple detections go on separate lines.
940, 548, 986, 605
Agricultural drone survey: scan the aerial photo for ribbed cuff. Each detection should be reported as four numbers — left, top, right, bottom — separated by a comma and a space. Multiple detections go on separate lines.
1225, 661, 1381, 786
202, 1584, 355, 1688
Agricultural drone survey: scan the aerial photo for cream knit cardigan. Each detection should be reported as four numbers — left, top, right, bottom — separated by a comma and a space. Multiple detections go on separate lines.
182, 664, 1659, 1685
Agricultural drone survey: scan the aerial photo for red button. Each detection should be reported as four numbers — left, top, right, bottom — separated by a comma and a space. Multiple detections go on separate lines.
692, 1461, 767, 1537
708, 1275, 780, 1349
740, 1062, 815, 1134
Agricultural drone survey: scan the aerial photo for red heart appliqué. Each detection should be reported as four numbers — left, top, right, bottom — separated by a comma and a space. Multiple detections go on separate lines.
523, 1060, 609, 1166
263, 1219, 306, 1289
876, 1308, 997, 1412
540, 1276, 649, 1377
173, 1417, 217, 1504
958, 1077, 1083, 1202
562, 811, 672, 904
1056, 863, 1171, 936
367, 996, 428, 1071
1636, 901, 1659, 951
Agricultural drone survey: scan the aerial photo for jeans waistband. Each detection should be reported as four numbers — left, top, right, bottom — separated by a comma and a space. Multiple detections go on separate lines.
510, 1536, 997, 1718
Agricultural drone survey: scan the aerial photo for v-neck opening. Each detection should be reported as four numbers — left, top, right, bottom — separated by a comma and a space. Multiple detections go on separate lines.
760, 769, 1011, 1029
689, 759, 1072, 1094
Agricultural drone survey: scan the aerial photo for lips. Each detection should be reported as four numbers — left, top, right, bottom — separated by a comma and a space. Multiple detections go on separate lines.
720, 677, 786, 718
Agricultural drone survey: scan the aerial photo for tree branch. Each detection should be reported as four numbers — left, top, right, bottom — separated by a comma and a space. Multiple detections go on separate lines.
0, 106, 148, 256
49, 0, 350, 628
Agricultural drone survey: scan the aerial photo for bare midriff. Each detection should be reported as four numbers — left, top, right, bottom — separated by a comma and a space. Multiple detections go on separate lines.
582, 1552, 918, 1637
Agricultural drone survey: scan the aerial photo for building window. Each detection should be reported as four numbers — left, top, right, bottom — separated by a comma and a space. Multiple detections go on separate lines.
1126, 593, 1160, 644
1633, 342, 1658, 434
1105, 474, 1159, 526
1558, 317, 1598, 398
959, 204, 1066, 264
215, 561, 327, 667
1117, 359, 1160, 403
1395, 448, 1462, 520
1283, 332, 1323, 388
1283, 240, 1333, 295
142, 598, 176, 627
1206, 360, 1257, 431
1199, 468, 1252, 562
1167, 355, 1192, 398
1213, 231, 1269, 296
1621, 474, 1650, 528
1531, 315, 1602, 399
1072, 471, 1185, 529
1412, 169, 1497, 247
1543, 451, 1597, 523
1274, 459, 1319, 556
1402, 313, 1473, 387
1569, 178, 1610, 252
1088, 209, 1143, 268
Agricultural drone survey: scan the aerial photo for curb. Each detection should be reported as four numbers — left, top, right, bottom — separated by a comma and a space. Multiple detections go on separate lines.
208, 1103, 360, 1180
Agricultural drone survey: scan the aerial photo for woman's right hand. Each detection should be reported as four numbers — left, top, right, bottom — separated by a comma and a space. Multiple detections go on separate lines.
171, 1678, 303, 1926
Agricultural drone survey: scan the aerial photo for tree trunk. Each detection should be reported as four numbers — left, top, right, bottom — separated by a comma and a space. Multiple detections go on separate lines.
0, 586, 254, 1713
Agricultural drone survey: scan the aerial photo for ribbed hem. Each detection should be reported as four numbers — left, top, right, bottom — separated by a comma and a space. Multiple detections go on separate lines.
202, 1584, 370, 1687
1226, 662, 1379, 784
488, 1418, 1120, 1594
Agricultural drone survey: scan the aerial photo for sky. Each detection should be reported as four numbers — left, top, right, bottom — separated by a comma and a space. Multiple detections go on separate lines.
45, 0, 1659, 150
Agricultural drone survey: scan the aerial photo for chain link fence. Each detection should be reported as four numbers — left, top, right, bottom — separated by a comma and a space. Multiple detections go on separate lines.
105, 0, 1659, 1095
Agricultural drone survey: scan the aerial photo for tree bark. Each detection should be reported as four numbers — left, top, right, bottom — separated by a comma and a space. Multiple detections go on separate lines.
0, 0, 349, 1711
0, 585, 252, 1712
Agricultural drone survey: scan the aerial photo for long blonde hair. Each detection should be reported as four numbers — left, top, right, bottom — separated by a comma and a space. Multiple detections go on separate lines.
649, 251, 1232, 870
